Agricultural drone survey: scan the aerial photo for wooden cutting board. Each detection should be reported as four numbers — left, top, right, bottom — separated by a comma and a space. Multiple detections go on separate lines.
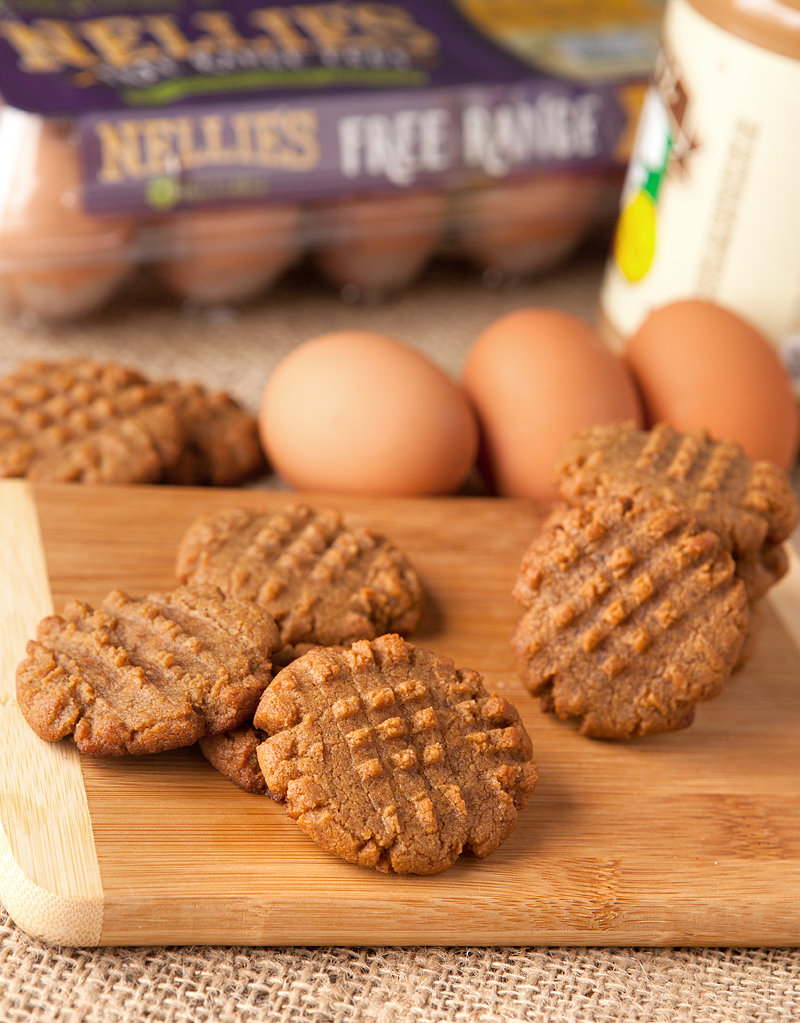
2, 479, 800, 948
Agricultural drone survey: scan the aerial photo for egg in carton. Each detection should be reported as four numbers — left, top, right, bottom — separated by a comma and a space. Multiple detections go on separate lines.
0, 107, 135, 323
156, 201, 303, 307
450, 172, 603, 282
312, 190, 448, 303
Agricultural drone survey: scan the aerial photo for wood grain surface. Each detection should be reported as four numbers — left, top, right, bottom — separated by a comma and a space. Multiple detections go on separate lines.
2, 480, 800, 948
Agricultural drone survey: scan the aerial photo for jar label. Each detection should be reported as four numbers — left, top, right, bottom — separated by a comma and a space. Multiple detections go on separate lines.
600, 0, 800, 385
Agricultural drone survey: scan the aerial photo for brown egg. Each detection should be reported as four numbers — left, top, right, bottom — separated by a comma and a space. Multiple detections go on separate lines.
158, 202, 301, 305
625, 300, 800, 470
0, 110, 134, 322
462, 307, 643, 502
452, 173, 600, 279
313, 191, 447, 300
260, 329, 478, 496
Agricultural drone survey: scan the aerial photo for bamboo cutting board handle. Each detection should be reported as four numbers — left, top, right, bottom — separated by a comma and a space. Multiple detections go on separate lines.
0, 480, 104, 945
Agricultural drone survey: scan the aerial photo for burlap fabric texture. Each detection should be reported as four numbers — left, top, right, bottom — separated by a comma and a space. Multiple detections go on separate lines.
1, 909, 798, 1023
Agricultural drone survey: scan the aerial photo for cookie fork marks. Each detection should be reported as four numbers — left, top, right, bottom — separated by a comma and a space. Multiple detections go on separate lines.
254, 636, 537, 874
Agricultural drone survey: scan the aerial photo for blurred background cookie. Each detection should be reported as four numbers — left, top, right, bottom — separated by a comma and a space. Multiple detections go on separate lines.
0, 357, 266, 486
0, 357, 183, 483
160, 380, 266, 486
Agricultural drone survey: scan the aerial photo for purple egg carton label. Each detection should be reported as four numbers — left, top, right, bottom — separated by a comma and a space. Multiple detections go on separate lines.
0, 1, 636, 215
0, 1, 529, 116
78, 80, 628, 215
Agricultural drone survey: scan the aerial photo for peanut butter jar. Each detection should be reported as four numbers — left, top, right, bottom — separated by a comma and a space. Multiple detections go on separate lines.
599, 0, 800, 386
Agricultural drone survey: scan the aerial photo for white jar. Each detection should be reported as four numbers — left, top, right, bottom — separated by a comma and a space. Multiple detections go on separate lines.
599, 0, 800, 384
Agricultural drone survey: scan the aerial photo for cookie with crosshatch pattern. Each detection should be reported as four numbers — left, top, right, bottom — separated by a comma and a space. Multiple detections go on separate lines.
253, 633, 537, 874
0, 357, 266, 486
511, 492, 749, 739
0, 357, 184, 483
16, 584, 281, 756
555, 421, 798, 603
175, 504, 424, 656
198, 645, 348, 792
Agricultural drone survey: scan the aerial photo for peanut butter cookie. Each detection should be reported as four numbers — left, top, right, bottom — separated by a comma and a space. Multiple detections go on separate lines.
0, 358, 266, 487
175, 505, 424, 653
556, 422, 798, 601
0, 358, 183, 483
511, 493, 749, 738
254, 634, 537, 874
16, 584, 281, 756
199, 725, 270, 794
160, 380, 266, 486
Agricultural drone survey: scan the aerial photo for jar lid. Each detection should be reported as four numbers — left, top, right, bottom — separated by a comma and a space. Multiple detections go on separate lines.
687, 0, 800, 60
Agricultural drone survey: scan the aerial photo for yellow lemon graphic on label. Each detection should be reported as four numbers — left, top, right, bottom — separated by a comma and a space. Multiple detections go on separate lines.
614, 190, 656, 282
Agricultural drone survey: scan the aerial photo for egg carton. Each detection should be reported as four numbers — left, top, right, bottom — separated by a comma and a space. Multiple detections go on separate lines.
0, 109, 628, 324
0, 0, 664, 323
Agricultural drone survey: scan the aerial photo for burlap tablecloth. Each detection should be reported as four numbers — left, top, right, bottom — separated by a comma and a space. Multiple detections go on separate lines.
2, 909, 798, 1023
2, 245, 798, 1022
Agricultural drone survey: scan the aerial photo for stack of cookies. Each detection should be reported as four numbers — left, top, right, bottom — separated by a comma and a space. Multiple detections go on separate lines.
175, 502, 428, 792
0, 358, 265, 486
16, 502, 538, 875
511, 421, 798, 739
